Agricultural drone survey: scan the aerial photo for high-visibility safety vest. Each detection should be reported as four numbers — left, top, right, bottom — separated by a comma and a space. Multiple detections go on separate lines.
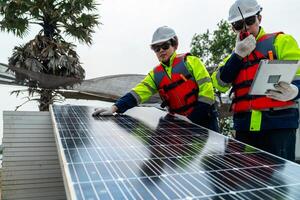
153, 53, 199, 116
231, 32, 296, 113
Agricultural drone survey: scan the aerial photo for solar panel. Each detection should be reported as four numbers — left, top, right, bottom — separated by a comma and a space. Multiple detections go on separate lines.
51, 105, 300, 200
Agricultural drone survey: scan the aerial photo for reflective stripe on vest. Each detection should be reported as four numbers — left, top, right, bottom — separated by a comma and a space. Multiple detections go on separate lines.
231, 32, 295, 113
153, 53, 198, 116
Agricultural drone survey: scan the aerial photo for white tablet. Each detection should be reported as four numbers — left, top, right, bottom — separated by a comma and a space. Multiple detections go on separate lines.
249, 60, 300, 95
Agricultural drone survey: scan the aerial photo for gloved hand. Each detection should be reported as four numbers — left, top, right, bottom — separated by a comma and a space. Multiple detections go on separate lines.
265, 81, 299, 101
234, 34, 256, 58
92, 105, 118, 116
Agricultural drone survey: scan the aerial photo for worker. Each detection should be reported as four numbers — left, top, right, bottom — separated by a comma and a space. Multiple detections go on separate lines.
212, 0, 300, 161
93, 26, 219, 131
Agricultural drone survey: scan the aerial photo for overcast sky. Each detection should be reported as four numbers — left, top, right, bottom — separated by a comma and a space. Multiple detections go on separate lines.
0, 0, 299, 79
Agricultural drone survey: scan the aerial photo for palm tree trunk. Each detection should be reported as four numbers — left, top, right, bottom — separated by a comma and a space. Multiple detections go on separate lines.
39, 89, 53, 111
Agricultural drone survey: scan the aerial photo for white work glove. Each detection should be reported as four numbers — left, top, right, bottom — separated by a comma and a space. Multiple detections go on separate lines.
92, 105, 117, 116
265, 81, 299, 101
234, 34, 256, 58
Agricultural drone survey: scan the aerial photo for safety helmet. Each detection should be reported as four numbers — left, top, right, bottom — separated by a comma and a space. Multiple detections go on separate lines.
228, 0, 262, 23
150, 26, 176, 45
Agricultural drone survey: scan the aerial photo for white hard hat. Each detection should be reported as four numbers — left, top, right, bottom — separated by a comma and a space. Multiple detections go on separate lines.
151, 26, 176, 45
228, 0, 262, 23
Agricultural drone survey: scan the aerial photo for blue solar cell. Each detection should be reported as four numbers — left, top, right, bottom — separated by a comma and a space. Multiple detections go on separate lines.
51, 105, 300, 199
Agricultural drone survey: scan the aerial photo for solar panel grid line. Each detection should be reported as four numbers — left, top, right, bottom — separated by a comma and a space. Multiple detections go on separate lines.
50, 106, 80, 200
69, 165, 89, 199
103, 108, 248, 196
265, 166, 300, 185
85, 111, 218, 198
210, 154, 244, 171
237, 167, 276, 188
238, 191, 272, 200
163, 175, 198, 198
76, 116, 128, 200
152, 126, 288, 197
209, 154, 278, 171
157, 166, 297, 195
172, 174, 211, 197
126, 129, 217, 198
76, 107, 171, 200
90, 146, 197, 164
78, 107, 229, 198
92, 139, 166, 198
256, 188, 286, 200
243, 167, 285, 186
59, 108, 108, 200
200, 155, 229, 171
181, 173, 216, 196
276, 183, 300, 199
113, 165, 160, 200
200, 173, 230, 195
59, 108, 104, 200
195, 182, 300, 200
52, 105, 300, 200
210, 167, 295, 199
221, 169, 262, 191
143, 136, 206, 163
177, 174, 212, 197
71, 107, 137, 200
161, 178, 197, 199
252, 189, 287, 200
205, 171, 242, 193
139, 143, 200, 176
200, 188, 269, 200
96, 120, 186, 200
97, 121, 180, 199
227, 153, 263, 168
235, 187, 287, 200
72, 115, 237, 198
156, 138, 204, 157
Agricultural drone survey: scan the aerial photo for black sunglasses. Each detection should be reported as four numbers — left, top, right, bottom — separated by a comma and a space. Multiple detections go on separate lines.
232, 15, 257, 31
151, 41, 172, 53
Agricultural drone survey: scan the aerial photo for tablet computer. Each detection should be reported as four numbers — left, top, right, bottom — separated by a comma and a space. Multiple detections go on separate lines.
249, 60, 300, 95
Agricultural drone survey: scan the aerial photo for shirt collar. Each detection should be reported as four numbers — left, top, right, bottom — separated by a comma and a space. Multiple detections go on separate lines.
256, 26, 265, 40
161, 52, 177, 68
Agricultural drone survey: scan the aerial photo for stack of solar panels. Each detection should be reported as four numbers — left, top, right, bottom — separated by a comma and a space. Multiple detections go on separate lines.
51, 105, 300, 199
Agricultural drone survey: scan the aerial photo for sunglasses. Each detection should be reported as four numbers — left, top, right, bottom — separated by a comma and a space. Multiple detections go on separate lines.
232, 15, 257, 31
151, 41, 172, 53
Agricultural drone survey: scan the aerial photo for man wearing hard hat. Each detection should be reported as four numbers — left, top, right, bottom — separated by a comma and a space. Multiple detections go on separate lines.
212, 0, 300, 161
93, 26, 219, 131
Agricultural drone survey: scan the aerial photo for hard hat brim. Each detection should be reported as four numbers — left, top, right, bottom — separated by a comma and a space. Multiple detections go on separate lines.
150, 38, 172, 46
228, 8, 262, 23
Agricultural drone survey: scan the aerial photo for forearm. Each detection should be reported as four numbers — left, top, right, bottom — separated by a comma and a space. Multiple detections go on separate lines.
219, 53, 244, 83
114, 92, 138, 113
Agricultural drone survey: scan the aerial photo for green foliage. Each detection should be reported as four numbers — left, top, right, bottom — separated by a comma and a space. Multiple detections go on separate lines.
190, 20, 236, 68
219, 116, 234, 137
0, 0, 100, 110
9, 34, 84, 82
190, 20, 236, 134
0, 0, 100, 44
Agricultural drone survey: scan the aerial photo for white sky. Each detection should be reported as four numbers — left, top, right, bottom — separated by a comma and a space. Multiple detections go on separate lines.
0, 0, 299, 79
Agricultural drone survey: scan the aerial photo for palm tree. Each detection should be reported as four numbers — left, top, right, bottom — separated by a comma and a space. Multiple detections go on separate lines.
0, 0, 100, 111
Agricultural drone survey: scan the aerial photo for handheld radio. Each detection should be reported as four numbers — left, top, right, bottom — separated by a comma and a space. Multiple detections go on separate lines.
237, 6, 250, 40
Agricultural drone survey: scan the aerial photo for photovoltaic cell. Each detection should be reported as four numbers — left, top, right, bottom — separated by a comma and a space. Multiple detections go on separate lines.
51, 105, 300, 200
